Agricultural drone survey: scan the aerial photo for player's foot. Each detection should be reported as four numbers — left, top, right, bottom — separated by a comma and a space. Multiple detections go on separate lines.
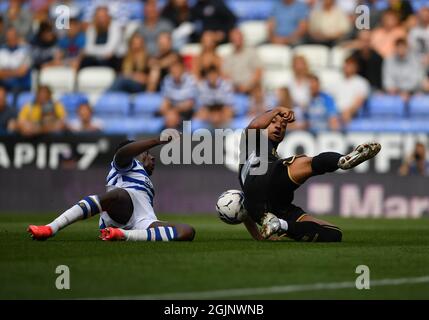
338, 142, 381, 170
27, 225, 53, 241
100, 227, 125, 241
260, 213, 280, 239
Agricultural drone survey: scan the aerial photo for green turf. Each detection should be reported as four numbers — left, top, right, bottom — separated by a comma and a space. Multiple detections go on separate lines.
0, 214, 429, 299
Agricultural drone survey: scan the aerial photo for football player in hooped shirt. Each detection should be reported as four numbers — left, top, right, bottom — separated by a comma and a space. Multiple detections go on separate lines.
239, 106, 381, 242
28, 132, 195, 242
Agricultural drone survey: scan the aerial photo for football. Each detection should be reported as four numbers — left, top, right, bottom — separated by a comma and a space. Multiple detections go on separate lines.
216, 190, 247, 224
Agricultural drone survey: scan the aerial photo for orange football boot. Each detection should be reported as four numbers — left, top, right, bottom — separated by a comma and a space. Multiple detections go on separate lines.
100, 227, 125, 241
27, 225, 53, 240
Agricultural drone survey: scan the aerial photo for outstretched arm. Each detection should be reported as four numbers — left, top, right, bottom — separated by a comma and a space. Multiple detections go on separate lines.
115, 131, 179, 168
247, 106, 295, 130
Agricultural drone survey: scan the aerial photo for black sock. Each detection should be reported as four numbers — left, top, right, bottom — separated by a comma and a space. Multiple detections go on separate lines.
311, 152, 343, 176
287, 221, 342, 242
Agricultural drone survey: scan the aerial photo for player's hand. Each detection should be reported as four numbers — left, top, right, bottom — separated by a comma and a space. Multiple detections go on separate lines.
276, 106, 295, 123
159, 128, 181, 144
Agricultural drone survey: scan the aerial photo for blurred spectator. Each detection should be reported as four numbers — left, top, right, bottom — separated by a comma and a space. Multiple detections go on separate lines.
222, 29, 263, 94
148, 32, 181, 92
31, 21, 58, 70
138, 2, 173, 57
289, 55, 311, 109
371, 9, 406, 58
68, 103, 103, 133
275, 87, 306, 130
386, 0, 414, 25
162, 0, 191, 27
0, 86, 16, 135
268, 0, 308, 46
192, 31, 221, 79
0, 27, 31, 93
399, 142, 429, 176
248, 85, 268, 117
308, 0, 351, 47
0, 16, 4, 44
350, 30, 383, 90
17, 85, 66, 136
82, 0, 132, 27
333, 56, 370, 123
408, 7, 429, 66
306, 74, 340, 132
383, 38, 424, 99
80, 6, 122, 70
195, 65, 234, 128
160, 60, 197, 129
2, 0, 32, 40
56, 17, 85, 70
190, 0, 237, 43
108, 33, 149, 93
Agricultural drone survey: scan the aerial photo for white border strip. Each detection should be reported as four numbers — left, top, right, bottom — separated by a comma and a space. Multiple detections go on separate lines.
98, 275, 429, 300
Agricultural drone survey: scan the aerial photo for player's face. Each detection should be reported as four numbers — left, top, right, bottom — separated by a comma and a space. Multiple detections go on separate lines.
267, 115, 287, 142
139, 152, 156, 176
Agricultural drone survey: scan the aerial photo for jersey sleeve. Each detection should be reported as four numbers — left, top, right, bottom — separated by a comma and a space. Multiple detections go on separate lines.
112, 156, 136, 173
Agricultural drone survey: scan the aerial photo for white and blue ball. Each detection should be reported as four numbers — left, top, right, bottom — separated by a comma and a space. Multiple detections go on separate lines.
216, 190, 247, 224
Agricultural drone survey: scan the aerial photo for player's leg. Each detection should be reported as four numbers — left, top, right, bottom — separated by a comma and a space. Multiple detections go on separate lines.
286, 214, 342, 242
27, 188, 133, 240
289, 142, 381, 184
101, 221, 196, 242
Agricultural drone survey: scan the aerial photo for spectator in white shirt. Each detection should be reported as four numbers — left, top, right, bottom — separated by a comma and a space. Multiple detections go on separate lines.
408, 6, 429, 77
80, 6, 122, 70
383, 38, 424, 100
195, 65, 234, 128
334, 56, 370, 123
288, 55, 311, 109
309, 0, 351, 47
0, 27, 31, 93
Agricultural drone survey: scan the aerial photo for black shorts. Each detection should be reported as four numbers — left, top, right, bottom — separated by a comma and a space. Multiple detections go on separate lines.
242, 155, 306, 224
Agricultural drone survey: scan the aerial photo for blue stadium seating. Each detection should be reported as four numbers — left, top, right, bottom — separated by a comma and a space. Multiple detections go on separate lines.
233, 94, 250, 117
226, 0, 273, 21
59, 93, 89, 115
367, 95, 405, 118
133, 93, 163, 115
230, 117, 251, 130
93, 92, 130, 118
16, 92, 35, 110
409, 95, 429, 117
347, 119, 429, 133
103, 117, 164, 135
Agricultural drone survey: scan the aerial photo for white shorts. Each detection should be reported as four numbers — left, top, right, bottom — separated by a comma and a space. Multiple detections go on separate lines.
99, 187, 159, 230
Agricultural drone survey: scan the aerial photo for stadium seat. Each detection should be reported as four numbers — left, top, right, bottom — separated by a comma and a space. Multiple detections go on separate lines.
317, 69, 343, 95
59, 93, 89, 115
293, 45, 330, 71
93, 92, 130, 118
257, 44, 292, 70
226, 0, 273, 20
347, 119, 429, 133
367, 95, 405, 118
103, 117, 165, 135
77, 67, 115, 96
239, 20, 268, 46
16, 92, 35, 110
39, 66, 76, 96
231, 116, 251, 130
216, 43, 234, 58
233, 94, 250, 117
134, 93, 163, 115
263, 69, 293, 91
180, 43, 202, 57
409, 95, 429, 117
330, 46, 352, 69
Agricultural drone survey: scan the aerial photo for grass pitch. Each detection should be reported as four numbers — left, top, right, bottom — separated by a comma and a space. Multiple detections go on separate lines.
0, 214, 428, 299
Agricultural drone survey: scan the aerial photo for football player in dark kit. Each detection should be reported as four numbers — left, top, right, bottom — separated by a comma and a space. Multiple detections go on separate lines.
239, 106, 381, 242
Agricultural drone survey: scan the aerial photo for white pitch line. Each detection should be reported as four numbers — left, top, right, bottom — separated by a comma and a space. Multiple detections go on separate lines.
98, 275, 429, 300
